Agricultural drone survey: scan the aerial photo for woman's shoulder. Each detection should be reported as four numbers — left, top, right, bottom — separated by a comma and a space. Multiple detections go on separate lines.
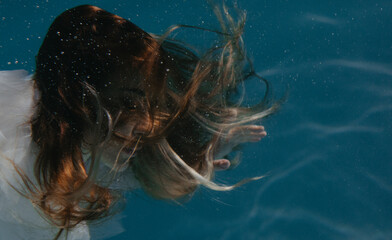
0, 69, 32, 96
0, 70, 34, 146
0, 69, 34, 104
0, 70, 35, 168
0, 69, 34, 102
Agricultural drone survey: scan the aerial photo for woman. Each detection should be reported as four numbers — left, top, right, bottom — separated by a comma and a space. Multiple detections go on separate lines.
0, 4, 277, 239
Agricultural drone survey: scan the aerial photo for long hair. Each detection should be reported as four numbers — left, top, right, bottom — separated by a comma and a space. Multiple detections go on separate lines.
18, 4, 278, 238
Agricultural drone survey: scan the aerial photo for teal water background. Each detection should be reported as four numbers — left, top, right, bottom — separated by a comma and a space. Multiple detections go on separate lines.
1, 1, 391, 239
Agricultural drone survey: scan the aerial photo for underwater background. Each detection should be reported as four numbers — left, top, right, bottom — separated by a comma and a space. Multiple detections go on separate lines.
1, 0, 391, 239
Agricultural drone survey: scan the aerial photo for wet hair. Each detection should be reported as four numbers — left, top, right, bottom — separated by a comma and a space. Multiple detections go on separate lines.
17, 4, 278, 238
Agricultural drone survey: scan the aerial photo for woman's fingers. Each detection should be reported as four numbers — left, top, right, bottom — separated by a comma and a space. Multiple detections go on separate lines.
213, 159, 231, 171
227, 125, 267, 144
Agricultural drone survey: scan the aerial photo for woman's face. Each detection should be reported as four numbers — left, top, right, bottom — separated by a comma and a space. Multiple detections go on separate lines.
101, 114, 145, 170
100, 100, 151, 170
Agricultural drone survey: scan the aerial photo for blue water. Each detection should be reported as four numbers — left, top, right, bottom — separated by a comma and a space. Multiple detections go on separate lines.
1, 0, 391, 239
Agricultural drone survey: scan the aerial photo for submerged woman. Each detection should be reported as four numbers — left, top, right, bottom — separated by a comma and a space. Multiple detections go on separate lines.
0, 4, 277, 239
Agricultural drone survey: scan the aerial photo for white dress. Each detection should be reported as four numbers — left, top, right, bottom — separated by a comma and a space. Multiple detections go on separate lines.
0, 70, 128, 240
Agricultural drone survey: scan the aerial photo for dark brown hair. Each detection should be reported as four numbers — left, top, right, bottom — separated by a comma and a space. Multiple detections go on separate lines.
18, 4, 277, 238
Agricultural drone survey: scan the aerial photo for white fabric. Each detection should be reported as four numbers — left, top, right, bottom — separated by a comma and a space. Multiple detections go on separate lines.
0, 70, 91, 240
